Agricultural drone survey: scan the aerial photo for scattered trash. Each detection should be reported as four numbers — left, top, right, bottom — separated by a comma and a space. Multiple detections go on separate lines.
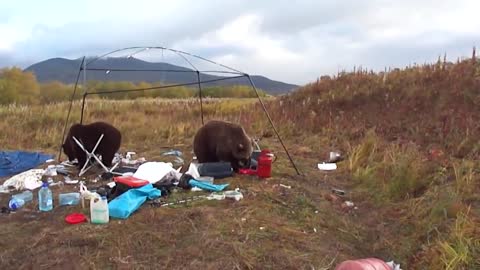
65, 213, 87, 225
191, 187, 203, 192
120, 152, 146, 166
8, 197, 26, 210
224, 188, 244, 201
91, 188, 109, 224
195, 176, 214, 184
80, 182, 100, 208
162, 149, 183, 157
328, 151, 343, 163
133, 162, 179, 184
59, 192, 81, 206
341, 201, 355, 212
2, 169, 45, 191
259, 226, 266, 230
11, 190, 33, 203
313, 228, 317, 233
206, 193, 226, 200
279, 184, 292, 189
64, 176, 79, 185
189, 179, 229, 192
344, 201, 354, 207
386, 261, 402, 270
238, 168, 257, 175
38, 180, 53, 212
44, 165, 57, 176
331, 188, 345, 196
318, 162, 337, 171
186, 162, 200, 179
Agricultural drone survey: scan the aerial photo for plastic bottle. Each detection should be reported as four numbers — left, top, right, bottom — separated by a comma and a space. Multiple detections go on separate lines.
90, 190, 109, 224
12, 190, 33, 203
38, 181, 53, 211
8, 198, 25, 211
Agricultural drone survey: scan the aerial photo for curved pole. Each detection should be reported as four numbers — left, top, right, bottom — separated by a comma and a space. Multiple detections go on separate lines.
84, 46, 245, 74
246, 75, 301, 176
58, 56, 85, 161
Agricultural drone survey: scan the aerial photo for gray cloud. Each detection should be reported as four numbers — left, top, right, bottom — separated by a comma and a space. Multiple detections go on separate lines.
1, 0, 479, 84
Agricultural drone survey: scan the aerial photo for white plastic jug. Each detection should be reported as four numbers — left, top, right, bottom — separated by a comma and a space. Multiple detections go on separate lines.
90, 195, 109, 224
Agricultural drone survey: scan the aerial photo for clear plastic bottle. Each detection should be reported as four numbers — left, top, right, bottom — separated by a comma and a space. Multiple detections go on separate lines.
90, 193, 109, 224
38, 181, 53, 211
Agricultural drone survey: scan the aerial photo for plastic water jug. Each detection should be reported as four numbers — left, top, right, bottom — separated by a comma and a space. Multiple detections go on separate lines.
59, 192, 80, 206
8, 198, 25, 210
90, 195, 109, 224
38, 181, 53, 211
12, 190, 33, 203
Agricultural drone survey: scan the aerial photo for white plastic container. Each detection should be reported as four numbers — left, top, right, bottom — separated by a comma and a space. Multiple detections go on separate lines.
90, 195, 109, 224
318, 162, 337, 171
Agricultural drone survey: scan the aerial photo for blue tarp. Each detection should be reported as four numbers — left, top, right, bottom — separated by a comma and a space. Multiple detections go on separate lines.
0, 151, 54, 177
108, 184, 161, 219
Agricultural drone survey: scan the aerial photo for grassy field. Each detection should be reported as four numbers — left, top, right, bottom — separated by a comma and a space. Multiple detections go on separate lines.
1, 58, 480, 269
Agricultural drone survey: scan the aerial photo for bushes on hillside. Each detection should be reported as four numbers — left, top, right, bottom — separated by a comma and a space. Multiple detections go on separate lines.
0, 67, 267, 105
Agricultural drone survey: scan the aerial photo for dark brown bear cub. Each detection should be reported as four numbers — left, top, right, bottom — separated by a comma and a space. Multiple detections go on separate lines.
193, 120, 253, 172
62, 121, 122, 169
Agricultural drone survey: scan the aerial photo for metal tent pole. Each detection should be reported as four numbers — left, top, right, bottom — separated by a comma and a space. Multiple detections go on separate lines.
57, 56, 85, 162
246, 75, 301, 175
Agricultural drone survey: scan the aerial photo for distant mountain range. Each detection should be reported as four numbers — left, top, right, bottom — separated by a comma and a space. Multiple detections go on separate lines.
24, 57, 299, 95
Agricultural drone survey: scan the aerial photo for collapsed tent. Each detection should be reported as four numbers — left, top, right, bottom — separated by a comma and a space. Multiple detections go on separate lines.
58, 46, 301, 176
0, 151, 53, 177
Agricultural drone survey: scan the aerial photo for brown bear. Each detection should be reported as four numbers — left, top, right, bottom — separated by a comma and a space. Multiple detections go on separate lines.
193, 120, 253, 171
62, 121, 122, 169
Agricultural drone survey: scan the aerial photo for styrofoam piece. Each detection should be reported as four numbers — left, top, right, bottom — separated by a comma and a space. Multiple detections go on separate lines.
318, 162, 337, 171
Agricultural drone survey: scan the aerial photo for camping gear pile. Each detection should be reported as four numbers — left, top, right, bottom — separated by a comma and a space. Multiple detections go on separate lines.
0, 145, 273, 223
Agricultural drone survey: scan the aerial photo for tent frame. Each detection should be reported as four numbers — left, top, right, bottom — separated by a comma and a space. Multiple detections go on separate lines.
58, 46, 301, 175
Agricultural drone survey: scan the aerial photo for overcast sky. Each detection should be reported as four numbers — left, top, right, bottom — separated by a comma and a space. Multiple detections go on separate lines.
1, 0, 479, 85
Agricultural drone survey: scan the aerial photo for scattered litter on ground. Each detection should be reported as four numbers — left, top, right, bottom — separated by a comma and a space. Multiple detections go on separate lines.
1, 169, 45, 192
279, 184, 291, 189
64, 176, 79, 185
65, 212, 87, 224
331, 188, 345, 196
318, 162, 337, 171
224, 188, 244, 201
328, 151, 343, 163
162, 149, 183, 157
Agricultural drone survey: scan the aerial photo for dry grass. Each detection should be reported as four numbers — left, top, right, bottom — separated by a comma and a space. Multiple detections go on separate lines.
1, 56, 480, 269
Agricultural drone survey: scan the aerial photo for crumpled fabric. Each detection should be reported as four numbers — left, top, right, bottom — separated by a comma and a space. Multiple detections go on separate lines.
1, 169, 45, 192
108, 183, 161, 219
132, 162, 177, 184
188, 179, 229, 192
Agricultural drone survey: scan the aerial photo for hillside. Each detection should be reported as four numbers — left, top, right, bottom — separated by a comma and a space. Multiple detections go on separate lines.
24, 57, 299, 95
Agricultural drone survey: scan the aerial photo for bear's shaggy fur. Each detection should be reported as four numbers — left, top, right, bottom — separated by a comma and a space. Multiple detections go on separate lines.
193, 120, 253, 171
62, 121, 122, 169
